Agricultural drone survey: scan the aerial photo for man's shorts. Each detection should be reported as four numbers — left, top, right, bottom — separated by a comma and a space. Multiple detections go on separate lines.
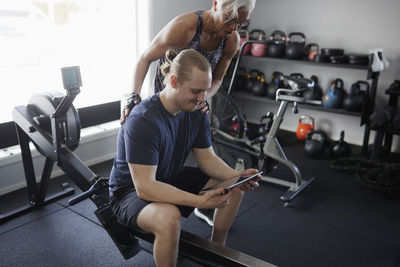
110, 167, 210, 231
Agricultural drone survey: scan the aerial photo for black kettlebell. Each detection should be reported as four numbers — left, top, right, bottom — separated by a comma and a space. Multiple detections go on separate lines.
304, 130, 328, 158
266, 71, 284, 99
267, 30, 286, 58
330, 131, 351, 158
245, 69, 260, 93
342, 81, 370, 112
235, 67, 248, 92
303, 75, 323, 101
225, 66, 247, 92
252, 71, 268, 96
285, 32, 306, 60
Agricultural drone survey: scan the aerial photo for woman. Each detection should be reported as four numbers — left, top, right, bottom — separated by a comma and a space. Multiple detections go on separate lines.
122, 0, 256, 122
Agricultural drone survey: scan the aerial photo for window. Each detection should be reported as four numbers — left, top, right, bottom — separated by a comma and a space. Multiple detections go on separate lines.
0, 0, 150, 123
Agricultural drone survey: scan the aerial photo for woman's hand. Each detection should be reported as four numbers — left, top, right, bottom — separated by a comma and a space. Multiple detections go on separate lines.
198, 100, 210, 114
120, 93, 142, 124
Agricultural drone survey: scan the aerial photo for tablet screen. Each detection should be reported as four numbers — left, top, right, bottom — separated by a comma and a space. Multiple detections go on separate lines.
199, 171, 263, 195
224, 171, 263, 193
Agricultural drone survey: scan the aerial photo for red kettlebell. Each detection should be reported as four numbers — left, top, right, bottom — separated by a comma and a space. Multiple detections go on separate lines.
250, 29, 267, 57
296, 115, 315, 141
306, 43, 319, 61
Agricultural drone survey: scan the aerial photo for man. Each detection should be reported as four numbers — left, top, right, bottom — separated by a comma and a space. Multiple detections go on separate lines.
110, 49, 260, 267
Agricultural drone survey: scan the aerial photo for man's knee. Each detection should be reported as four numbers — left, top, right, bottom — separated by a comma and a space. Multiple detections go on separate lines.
152, 204, 181, 241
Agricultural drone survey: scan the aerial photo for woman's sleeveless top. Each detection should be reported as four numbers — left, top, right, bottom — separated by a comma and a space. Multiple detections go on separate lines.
154, 10, 227, 93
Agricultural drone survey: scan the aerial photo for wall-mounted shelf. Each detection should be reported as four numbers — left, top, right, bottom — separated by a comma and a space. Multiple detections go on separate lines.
239, 55, 369, 71
231, 91, 362, 117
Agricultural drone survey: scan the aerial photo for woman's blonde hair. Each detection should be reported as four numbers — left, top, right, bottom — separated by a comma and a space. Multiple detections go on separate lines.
161, 49, 211, 85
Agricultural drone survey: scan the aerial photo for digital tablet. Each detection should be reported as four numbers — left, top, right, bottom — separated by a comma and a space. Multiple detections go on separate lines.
199, 171, 263, 195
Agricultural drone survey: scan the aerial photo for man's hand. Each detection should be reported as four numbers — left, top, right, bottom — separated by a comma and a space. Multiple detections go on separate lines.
198, 188, 232, 209
238, 169, 261, 192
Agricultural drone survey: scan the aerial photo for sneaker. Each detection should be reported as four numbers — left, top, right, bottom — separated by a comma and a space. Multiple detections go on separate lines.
194, 208, 214, 227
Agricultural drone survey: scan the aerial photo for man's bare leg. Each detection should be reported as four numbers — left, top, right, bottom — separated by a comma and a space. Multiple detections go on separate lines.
211, 189, 244, 245
136, 203, 182, 267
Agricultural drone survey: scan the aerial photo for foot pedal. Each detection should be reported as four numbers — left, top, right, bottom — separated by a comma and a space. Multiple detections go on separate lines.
280, 177, 316, 204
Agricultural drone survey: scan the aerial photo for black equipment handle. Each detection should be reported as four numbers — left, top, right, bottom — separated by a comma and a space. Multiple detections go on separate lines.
69, 178, 109, 205
228, 40, 267, 95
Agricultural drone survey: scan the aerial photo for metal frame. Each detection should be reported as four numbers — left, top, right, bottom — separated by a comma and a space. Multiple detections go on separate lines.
214, 40, 318, 206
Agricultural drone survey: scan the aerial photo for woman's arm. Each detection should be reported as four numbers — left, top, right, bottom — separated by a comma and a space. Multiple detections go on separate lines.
206, 31, 240, 99
131, 12, 198, 94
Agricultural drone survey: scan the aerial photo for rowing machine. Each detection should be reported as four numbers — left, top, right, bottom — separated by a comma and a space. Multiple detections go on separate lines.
3, 66, 273, 266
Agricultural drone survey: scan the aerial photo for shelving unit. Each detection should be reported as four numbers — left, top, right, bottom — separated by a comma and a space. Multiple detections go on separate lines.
239, 55, 369, 71
226, 40, 381, 156
231, 91, 362, 117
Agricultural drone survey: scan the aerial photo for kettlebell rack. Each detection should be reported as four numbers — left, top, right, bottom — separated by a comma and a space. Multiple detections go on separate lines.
227, 40, 383, 157
228, 53, 370, 118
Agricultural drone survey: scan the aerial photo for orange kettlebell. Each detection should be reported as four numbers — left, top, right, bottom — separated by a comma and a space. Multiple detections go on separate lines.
296, 115, 315, 141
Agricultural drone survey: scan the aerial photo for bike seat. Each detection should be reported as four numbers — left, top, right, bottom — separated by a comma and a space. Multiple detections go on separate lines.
282, 75, 314, 90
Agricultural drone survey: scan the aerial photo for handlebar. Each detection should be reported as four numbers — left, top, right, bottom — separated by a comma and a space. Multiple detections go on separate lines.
68, 177, 109, 206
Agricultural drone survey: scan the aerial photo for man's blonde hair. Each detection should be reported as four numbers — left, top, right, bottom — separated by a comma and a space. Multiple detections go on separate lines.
161, 49, 211, 85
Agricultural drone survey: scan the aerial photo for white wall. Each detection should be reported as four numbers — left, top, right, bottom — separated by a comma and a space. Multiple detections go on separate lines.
146, 0, 211, 87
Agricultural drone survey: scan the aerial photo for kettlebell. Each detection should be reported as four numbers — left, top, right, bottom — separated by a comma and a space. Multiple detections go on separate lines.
303, 75, 323, 101
267, 30, 286, 58
296, 115, 315, 141
322, 78, 346, 109
239, 29, 251, 55
285, 32, 306, 60
305, 43, 319, 61
304, 130, 328, 158
330, 130, 351, 158
266, 71, 284, 99
250, 29, 268, 57
245, 69, 260, 93
235, 67, 248, 92
252, 72, 268, 96
342, 81, 370, 112
288, 73, 303, 86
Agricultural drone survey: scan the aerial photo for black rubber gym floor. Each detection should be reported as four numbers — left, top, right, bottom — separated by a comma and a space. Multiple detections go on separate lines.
1, 132, 400, 267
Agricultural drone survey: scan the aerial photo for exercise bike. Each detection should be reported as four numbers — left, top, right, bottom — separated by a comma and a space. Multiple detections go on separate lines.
3, 66, 272, 266
210, 40, 322, 207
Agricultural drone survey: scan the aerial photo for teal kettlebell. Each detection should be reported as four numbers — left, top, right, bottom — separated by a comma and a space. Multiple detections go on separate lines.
322, 78, 346, 109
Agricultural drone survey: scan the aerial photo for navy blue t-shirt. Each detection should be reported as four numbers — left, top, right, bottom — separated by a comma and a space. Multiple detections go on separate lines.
109, 94, 211, 192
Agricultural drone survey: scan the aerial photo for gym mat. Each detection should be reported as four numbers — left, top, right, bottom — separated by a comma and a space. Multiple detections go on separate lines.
227, 205, 400, 267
